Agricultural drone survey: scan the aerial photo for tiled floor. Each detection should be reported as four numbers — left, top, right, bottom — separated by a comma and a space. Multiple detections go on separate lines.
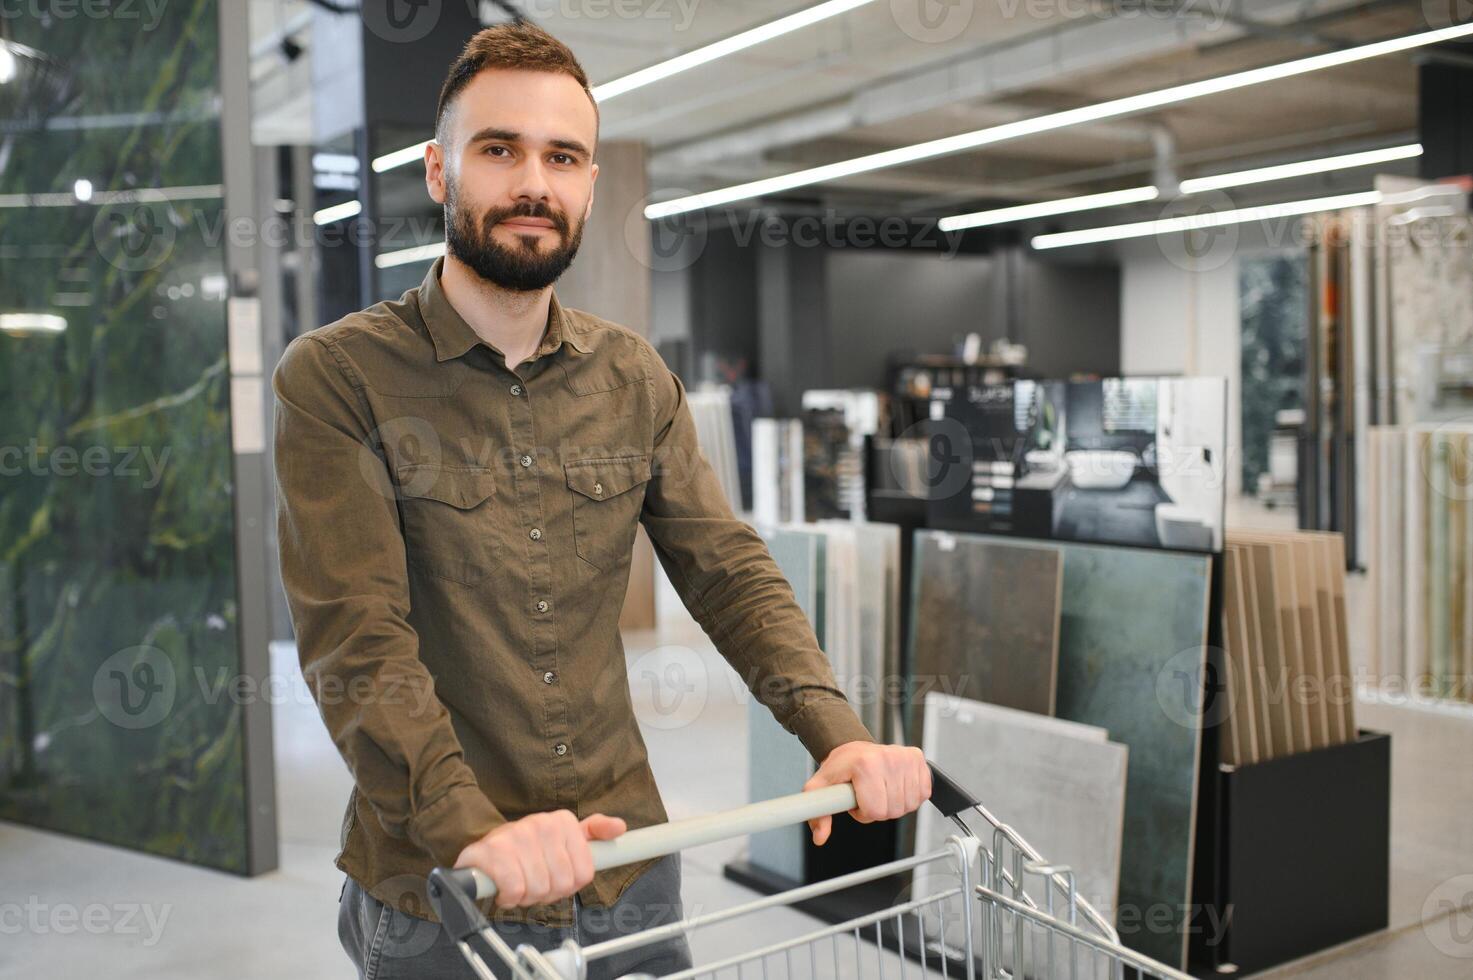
4, 570, 1472, 979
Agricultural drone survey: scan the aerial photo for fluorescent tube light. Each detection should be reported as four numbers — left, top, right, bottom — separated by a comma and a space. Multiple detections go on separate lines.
1030, 190, 1383, 250
0, 313, 67, 334
372, 140, 432, 174
313, 200, 363, 225
0, 184, 223, 208
939, 186, 1160, 231
592, 0, 877, 101
375, 241, 446, 269
372, 0, 878, 174
1179, 143, 1423, 194
646, 23, 1473, 219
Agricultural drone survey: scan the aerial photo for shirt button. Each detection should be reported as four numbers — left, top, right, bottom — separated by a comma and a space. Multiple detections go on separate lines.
529, 527, 542, 541
510, 384, 523, 396
536, 599, 549, 613
520, 454, 533, 468
543, 671, 556, 684
554, 743, 568, 756
593, 482, 604, 496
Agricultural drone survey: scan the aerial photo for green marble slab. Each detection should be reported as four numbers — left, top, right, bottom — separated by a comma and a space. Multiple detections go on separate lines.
1048, 538, 1212, 969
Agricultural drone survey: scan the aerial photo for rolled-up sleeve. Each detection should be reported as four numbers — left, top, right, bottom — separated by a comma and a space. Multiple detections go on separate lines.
272, 335, 503, 866
637, 344, 873, 763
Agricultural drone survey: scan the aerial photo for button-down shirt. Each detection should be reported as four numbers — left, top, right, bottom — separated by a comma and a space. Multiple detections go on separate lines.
271, 257, 872, 926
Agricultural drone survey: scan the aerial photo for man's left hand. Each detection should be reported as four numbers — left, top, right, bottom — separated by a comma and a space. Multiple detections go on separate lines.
802, 741, 931, 846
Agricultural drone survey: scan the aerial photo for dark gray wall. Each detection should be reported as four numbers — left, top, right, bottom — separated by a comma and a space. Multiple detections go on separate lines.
1017, 258, 1122, 378
1420, 41, 1473, 181
826, 248, 1001, 388
690, 227, 761, 379
655, 219, 1123, 415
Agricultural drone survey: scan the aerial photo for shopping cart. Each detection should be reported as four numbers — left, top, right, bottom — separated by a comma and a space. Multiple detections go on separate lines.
428, 764, 1194, 980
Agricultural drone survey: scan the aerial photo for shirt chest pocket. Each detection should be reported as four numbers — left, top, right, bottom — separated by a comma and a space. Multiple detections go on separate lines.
395, 465, 501, 586
565, 455, 652, 572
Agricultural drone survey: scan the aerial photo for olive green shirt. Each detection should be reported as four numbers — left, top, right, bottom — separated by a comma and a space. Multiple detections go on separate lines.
272, 257, 872, 926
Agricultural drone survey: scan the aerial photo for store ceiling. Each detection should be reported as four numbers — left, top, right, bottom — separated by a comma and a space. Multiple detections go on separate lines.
566, 0, 1428, 216
252, 0, 1433, 221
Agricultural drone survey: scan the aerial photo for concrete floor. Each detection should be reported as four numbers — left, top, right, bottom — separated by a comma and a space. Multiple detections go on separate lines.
4, 567, 1473, 979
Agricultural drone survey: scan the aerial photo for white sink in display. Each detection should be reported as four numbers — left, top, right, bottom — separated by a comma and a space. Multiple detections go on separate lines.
1064, 450, 1138, 490
1155, 502, 1214, 550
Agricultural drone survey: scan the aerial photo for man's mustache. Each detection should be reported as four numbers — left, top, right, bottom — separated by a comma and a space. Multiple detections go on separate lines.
482, 205, 570, 236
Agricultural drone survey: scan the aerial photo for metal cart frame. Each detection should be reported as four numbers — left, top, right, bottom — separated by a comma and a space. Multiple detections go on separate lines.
429, 764, 1194, 980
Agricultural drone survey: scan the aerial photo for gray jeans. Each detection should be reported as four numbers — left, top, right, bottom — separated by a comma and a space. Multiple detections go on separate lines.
338, 855, 694, 979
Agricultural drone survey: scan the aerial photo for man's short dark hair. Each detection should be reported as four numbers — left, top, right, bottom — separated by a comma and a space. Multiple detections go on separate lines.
435, 22, 599, 152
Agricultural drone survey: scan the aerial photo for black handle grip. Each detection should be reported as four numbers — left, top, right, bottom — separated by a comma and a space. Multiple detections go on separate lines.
428, 867, 488, 941
927, 761, 981, 818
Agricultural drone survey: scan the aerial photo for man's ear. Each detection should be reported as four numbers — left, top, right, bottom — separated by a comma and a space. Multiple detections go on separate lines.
583, 161, 599, 222
425, 141, 447, 205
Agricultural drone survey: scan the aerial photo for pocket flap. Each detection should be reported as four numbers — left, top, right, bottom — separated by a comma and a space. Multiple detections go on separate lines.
565, 455, 652, 501
396, 465, 497, 509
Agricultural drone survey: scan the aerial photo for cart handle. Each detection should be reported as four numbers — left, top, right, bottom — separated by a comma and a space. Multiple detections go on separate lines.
429, 762, 978, 922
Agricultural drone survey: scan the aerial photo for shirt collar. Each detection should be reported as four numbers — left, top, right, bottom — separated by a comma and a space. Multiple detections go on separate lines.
417, 256, 594, 363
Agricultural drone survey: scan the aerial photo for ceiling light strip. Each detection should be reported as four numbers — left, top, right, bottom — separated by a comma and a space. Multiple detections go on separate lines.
939, 186, 1161, 231
1179, 143, 1424, 194
1029, 190, 1383, 250
646, 23, 1473, 219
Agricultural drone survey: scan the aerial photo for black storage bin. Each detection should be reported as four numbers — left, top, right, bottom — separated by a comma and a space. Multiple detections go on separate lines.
1189, 729, 1390, 975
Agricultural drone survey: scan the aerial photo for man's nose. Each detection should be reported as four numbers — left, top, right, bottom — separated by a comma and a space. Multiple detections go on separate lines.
509, 155, 553, 203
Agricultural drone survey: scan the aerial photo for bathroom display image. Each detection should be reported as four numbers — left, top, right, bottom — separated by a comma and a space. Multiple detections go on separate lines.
928, 377, 1227, 553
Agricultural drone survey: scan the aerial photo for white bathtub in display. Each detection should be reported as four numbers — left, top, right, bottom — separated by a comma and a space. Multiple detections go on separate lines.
1064, 450, 1138, 490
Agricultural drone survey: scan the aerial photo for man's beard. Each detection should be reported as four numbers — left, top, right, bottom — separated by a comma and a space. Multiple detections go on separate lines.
444, 179, 584, 292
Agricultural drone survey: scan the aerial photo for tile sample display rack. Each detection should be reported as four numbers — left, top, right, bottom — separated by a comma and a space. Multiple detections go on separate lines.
1187, 731, 1391, 976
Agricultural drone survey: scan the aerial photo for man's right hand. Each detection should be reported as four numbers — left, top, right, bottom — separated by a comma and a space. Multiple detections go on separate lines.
453, 810, 627, 908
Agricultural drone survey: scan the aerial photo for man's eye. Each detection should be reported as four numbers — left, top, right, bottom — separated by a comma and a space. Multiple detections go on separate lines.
486, 146, 509, 157
552, 154, 574, 165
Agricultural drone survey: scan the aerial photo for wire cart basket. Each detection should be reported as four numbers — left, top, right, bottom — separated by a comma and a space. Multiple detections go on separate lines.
429, 763, 1195, 980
